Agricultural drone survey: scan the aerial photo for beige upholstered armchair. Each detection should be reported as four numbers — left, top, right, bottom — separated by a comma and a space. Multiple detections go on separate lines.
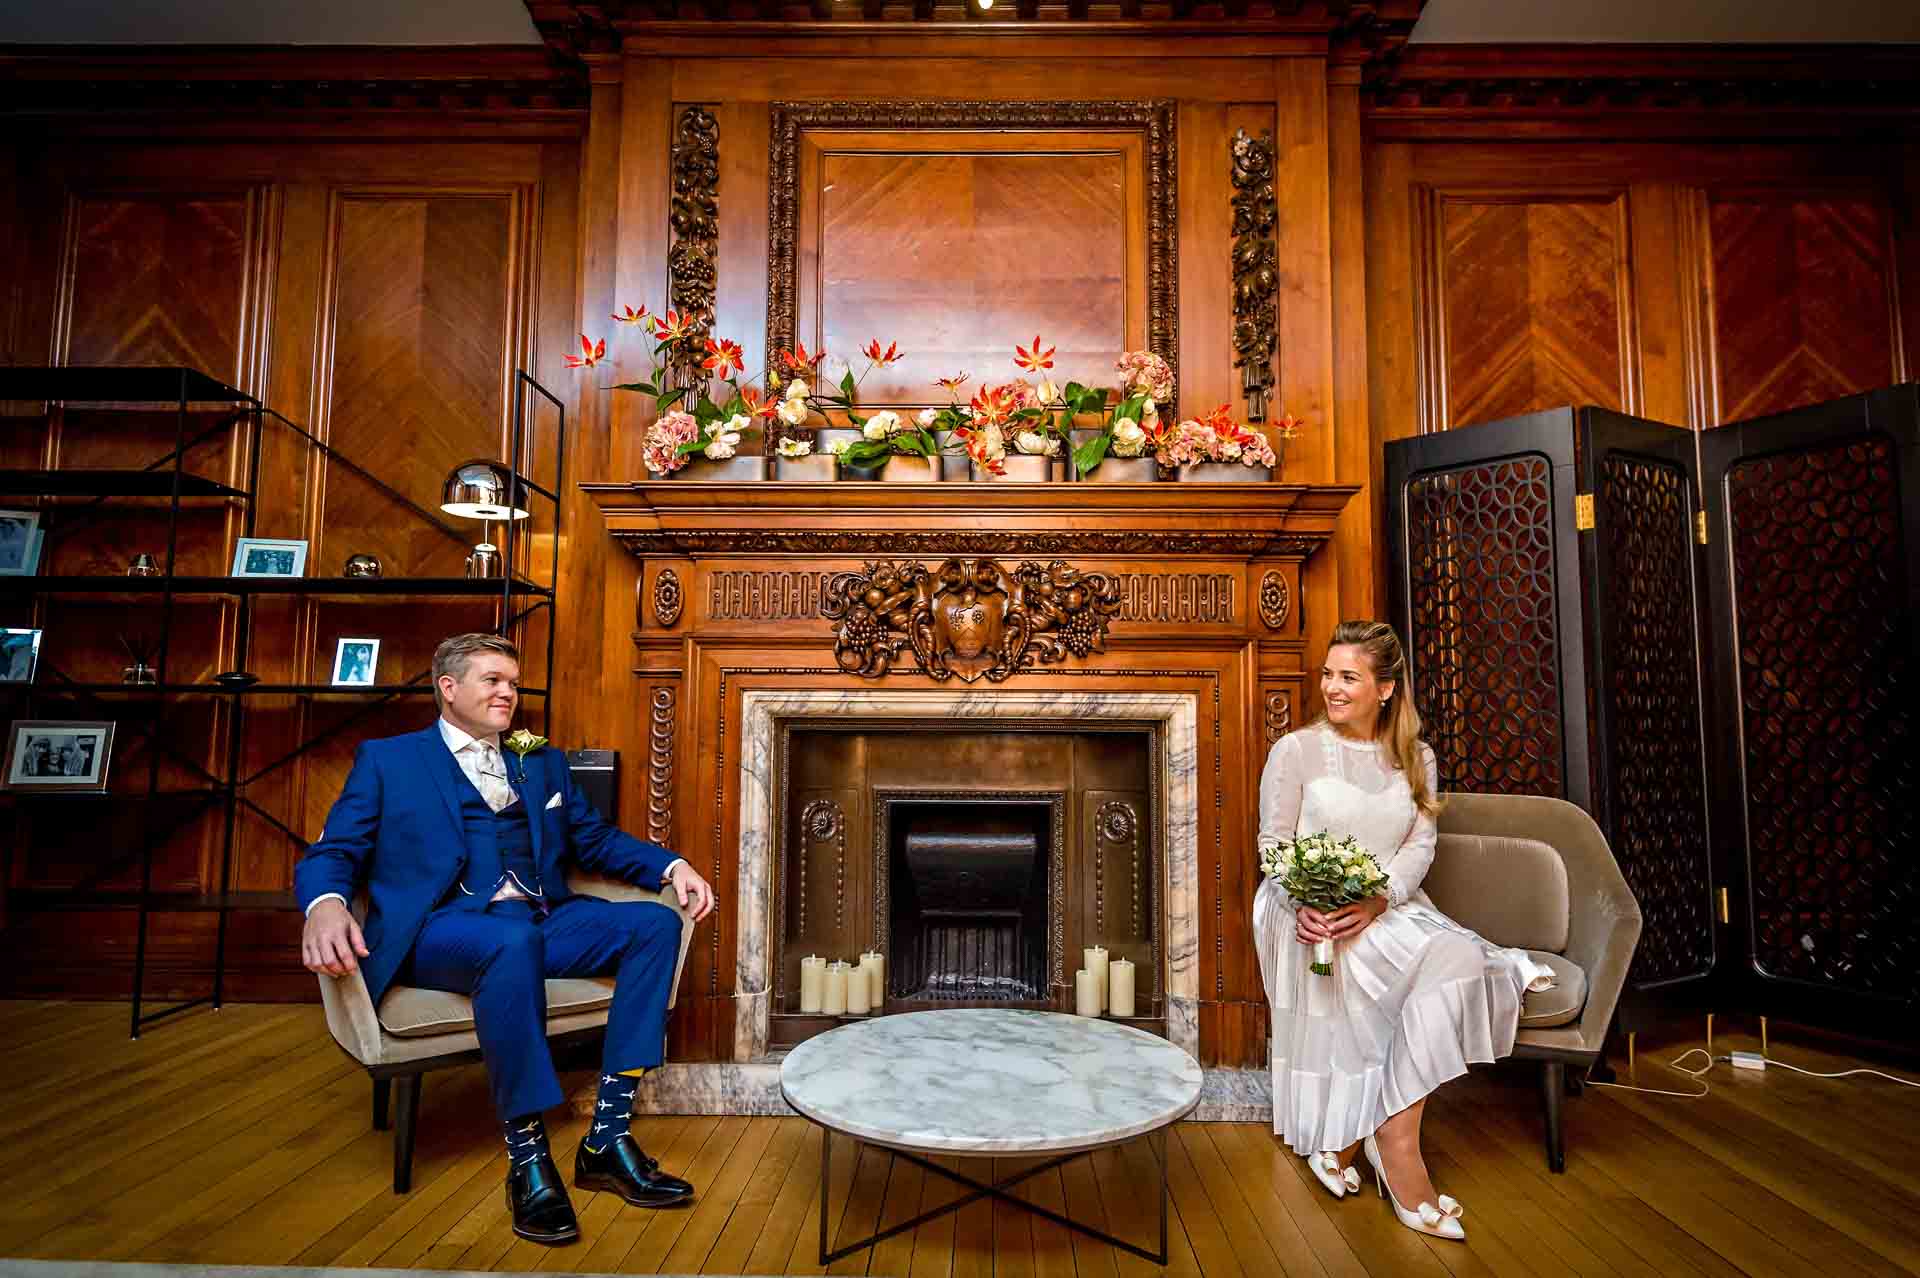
314, 871, 695, 1191
1424, 792, 1642, 1172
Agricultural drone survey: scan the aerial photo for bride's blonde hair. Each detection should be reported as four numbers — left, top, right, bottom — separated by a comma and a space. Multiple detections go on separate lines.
1323, 620, 1440, 818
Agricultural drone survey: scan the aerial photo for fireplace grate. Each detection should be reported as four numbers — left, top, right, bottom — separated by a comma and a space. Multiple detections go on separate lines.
896, 909, 1045, 1001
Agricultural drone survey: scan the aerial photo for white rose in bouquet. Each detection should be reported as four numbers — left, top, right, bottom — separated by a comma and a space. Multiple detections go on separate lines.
1110, 419, 1147, 458
862, 410, 902, 441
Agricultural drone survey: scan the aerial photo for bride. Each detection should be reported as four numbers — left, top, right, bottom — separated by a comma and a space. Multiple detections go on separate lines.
1253, 621, 1553, 1241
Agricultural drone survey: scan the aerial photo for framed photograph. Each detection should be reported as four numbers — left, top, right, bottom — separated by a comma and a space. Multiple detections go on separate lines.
3, 720, 115, 791
0, 628, 42, 683
331, 637, 380, 687
230, 537, 308, 578
0, 510, 42, 577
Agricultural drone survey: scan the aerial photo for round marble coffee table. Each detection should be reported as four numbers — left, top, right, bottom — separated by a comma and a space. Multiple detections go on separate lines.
781, 1007, 1202, 1264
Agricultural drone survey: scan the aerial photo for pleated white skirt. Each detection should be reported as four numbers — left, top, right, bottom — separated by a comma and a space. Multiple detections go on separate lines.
1253, 878, 1552, 1156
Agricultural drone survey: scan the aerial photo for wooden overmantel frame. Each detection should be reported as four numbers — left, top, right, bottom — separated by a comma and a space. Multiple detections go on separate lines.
583, 480, 1355, 559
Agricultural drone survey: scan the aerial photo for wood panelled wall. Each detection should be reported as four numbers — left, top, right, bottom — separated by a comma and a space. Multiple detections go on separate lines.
0, 127, 582, 999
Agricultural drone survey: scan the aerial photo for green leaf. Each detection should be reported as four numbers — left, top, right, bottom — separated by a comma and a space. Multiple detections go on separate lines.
841, 437, 892, 467
1072, 432, 1112, 478
1063, 381, 1087, 405
672, 439, 706, 458
610, 381, 657, 395
841, 369, 858, 402
656, 386, 690, 412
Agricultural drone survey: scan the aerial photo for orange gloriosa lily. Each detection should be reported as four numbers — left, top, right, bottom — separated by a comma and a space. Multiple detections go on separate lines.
564, 335, 606, 369
1013, 335, 1056, 373
702, 337, 744, 379
741, 386, 781, 420
611, 304, 649, 326
862, 338, 901, 367
934, 374, 971, 398
647, 309, 695, 343
968, 383, 1017, 428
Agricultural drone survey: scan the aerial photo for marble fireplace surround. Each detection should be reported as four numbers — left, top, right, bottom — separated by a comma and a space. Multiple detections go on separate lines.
734, 688, 1202, 1064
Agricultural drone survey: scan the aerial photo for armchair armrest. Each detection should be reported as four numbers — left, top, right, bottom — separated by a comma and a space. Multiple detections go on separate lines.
567, 870, 696, 1011
317, 964, 387, 1065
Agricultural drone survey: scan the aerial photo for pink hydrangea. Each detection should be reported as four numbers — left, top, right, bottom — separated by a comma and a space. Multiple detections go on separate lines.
1114, 350, 1174, 402
642, 409, 700, 475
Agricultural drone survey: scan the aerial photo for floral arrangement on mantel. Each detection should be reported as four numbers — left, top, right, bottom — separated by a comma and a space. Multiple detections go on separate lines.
568, 309, 1304, 479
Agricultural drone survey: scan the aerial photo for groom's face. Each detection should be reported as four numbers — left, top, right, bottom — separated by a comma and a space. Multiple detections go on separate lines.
440, 652, 520, 738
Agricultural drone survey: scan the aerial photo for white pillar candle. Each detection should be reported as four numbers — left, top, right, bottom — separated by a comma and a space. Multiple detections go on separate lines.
1109, 957, 1136, 1018
845, 960, 871, 1015
1074, 968, 1100, 1017
1084, 945, 1110, 1011
799, 954, 826, 1014
858, 951, 886, 1007
824, 961, 850, 1016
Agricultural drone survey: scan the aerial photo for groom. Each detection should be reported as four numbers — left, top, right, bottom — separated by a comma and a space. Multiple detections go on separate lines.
298, 632, 716, 1246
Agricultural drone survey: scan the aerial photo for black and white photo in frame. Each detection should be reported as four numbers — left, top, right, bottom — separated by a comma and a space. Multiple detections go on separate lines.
3, 720, 115, 791
0, 628, 42, 683
0, 510, 42, 577
331, 637, 380, 687
230, 536, 308, 578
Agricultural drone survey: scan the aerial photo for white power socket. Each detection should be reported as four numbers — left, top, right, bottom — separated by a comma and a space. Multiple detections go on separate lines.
1730, 1050, 1767, 1071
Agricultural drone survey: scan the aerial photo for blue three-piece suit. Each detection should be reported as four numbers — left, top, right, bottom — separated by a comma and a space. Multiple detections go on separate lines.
296, 725, 684, 1121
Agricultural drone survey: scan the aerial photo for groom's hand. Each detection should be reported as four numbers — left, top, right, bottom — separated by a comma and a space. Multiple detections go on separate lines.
668, 860, 717, 923
302, 898, 369, 977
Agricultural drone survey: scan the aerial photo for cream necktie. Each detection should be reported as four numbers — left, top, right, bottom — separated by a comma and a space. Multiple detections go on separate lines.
469, 740, 517, 814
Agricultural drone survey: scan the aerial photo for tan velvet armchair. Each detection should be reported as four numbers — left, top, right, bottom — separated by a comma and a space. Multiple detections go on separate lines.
315, 871, 694, 1192
1423, 792, 1643, 1172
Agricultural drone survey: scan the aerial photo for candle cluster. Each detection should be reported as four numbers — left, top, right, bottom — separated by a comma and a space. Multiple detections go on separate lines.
1074, 945, 1136, 1018
799, 952, 886, 1015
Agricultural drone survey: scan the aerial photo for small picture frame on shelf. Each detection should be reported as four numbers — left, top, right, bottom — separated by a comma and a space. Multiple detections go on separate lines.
1, 628, 43, 683
0, 510, 42, 577
3, 720, 115, 791
230, 536, 308, 578
331, 637, 380, 687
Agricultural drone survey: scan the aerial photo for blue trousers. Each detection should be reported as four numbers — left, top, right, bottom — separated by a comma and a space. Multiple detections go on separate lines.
407, 894, 681, 1122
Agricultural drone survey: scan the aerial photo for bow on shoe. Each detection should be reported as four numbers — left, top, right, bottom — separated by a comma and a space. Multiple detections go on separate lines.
1437, 1194, 1464, 1219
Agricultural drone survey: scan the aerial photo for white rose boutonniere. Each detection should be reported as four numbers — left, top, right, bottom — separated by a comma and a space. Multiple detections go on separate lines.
503, 728, 548, 783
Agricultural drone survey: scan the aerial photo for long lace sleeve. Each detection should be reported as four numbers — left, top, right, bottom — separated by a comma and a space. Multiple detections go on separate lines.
1384, 745, 1440, 907
1258, 732, 1304, 852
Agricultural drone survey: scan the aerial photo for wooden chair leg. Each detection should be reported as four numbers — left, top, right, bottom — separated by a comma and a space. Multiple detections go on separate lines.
373, 1077, 392, 1131
393, 1074, 422, 1193
1540, 1061, 1566, 1173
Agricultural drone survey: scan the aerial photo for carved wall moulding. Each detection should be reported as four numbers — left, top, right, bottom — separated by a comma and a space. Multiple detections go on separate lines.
647, 686, 677, 844
822, 558, 1123, 683
1258, 569, 1290, 630
709, 569, 835, 621
1263, 688, 1293, 746
1229, 127, 1278, 423
766, 99, 1179, 412
798, 797, 847, 935
1114, 572, 1236, 624
612, 529, 1326, 557
653, 567, 685, 627
668, 104, 720, 387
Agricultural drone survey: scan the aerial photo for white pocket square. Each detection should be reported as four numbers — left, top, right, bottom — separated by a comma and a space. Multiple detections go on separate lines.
545, 791, 564, 810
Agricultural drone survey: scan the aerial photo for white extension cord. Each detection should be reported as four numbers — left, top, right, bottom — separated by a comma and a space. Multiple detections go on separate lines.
1586, 1045, 1920, 1101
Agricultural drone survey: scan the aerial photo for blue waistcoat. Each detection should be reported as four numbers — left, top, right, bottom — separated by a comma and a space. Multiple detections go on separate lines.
449, 782, 545, 909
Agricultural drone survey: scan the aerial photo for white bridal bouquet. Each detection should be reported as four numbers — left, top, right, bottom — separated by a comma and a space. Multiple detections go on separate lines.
1258, 831, 1390, 975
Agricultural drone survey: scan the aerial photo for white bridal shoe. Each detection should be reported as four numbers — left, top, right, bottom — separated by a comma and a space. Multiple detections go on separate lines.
1363, 1135, 1465, 1240
1305, 1151, 1362, 1198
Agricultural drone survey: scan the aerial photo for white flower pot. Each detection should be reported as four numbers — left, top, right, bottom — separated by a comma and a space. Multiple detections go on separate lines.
880, 454, 943, 483
972, 454, 1055, 483
773, 453, 836, 481
1175, 461, 1271, 483
669, 455, 769, 481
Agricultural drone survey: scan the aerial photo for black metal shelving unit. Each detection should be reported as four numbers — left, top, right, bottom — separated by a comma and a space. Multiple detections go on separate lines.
0, 365, 566, 1036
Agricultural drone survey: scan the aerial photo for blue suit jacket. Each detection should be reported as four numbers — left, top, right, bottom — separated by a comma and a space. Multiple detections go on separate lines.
295, 725, 679, 1005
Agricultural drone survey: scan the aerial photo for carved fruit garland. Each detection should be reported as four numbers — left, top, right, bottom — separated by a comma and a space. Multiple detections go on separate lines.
822, 557, 1122, 683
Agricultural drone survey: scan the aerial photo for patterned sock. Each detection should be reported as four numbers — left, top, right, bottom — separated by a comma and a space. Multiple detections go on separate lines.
503, 1113, 550, 1167
585, 1067, 647, 1152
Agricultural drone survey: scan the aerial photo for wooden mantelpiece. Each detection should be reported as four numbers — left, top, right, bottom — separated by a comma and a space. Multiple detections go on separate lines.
584, 479, 1354, 1069
582, 480, 1357, 559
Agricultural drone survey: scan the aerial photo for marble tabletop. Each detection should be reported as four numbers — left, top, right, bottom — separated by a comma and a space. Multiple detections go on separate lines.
779, 1008, 1203, 1155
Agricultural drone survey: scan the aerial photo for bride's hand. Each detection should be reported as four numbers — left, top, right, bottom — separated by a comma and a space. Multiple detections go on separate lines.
1295, 906, 1333, 944
1323, 896, 1388, 940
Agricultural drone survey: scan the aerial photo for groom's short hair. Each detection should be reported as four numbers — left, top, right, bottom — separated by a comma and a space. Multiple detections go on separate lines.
432, 633, 521, 711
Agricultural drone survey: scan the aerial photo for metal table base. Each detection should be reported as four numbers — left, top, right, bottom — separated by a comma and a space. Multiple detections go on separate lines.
816, 1125, 1170, 1265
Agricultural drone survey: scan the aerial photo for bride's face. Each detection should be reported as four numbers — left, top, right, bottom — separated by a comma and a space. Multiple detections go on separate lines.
1322, 644, 1394, 736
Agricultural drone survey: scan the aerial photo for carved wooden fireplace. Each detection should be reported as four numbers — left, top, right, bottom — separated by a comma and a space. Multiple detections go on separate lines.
585, 481, 1353, 1070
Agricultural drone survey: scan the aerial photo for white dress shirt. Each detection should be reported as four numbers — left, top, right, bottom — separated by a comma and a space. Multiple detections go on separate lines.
304, 717, 685, 917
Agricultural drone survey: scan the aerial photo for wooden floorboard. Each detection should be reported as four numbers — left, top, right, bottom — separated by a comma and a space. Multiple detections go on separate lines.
0, 1003, 1915, 1276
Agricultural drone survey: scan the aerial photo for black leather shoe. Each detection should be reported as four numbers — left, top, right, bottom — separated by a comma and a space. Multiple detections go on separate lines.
575, 1133, 695, 1207
507, 1152, 580, 1245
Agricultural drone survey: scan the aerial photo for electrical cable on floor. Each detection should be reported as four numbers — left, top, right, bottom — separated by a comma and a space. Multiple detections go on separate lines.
1584, 1046, 1920, 1100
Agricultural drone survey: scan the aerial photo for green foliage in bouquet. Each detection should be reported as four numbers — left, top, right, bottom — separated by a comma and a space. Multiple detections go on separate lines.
1258, 831, 1390, 974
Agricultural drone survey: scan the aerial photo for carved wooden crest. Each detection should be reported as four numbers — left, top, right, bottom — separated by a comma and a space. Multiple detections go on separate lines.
823, 558, 1122, 683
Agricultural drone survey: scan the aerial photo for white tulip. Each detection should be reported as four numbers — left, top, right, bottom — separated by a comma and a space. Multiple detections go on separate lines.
864, 410, 901, 439
725, 413, 751, 436
862, 419, 892, 441
784, 378, 810, 401
916, 407, 938, 429
1036, 378, 1060, 405
1141, 398, 1159, 427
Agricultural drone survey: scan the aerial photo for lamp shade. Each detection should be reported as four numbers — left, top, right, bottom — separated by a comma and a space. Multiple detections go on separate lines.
440, 459, 531, 521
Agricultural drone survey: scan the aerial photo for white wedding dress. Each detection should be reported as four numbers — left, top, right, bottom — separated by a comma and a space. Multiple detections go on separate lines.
1252, 722, 1554, 1155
